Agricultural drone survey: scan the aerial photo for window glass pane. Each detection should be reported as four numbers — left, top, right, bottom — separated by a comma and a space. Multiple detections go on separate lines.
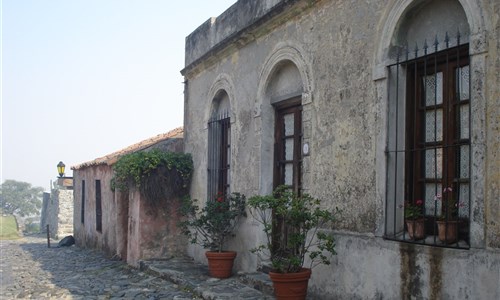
284, 163, 293, 185
456, 65, 470, 100
285, 138, 294, 160
284, 113, 294, 135
458, 183, 469, 218
460, 145, 470, 178
423, 72, 443, 106
425, 183, 442, 216
425, 109, 443, 142
425, 148, 442, 178
460, 104, 470, 139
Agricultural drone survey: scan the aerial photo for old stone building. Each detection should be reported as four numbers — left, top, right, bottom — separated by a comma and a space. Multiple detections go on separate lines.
71, 127, 186, 266
182, 0, 499, 298
40, 178, 74, 239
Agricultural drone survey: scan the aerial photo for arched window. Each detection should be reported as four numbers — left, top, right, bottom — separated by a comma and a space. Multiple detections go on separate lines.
266, 60, 304, 194
385, 0, 471, 248
207, 90, 231, 200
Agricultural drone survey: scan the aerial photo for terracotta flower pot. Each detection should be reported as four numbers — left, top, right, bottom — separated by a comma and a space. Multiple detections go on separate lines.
269, 268, 312, 300
436, 220, 458, 244
205, 251, 237, 279
405, 218, 425, 240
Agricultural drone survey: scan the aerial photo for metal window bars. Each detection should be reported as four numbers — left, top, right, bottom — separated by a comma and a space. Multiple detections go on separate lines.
385, 31, 471, 249
207, 111, 231, 202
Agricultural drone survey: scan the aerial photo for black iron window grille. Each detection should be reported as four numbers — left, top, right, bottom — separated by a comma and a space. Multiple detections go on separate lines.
81, 180, 85, 224
207, 111, 231, 201
385, 32, 471, 249
95, 180, 102, 232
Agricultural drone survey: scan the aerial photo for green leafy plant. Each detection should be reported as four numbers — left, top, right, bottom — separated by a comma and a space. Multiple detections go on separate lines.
248, 185, 340, 274
179, 192, 246, 252
111, 150, 193, 206
402, 199, 424, 220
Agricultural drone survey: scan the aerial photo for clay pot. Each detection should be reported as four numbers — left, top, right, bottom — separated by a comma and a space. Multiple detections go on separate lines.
205, 251, 237, 279
436, 220, 459, 244
405, 218, 425, 240
269, 268, 312, 300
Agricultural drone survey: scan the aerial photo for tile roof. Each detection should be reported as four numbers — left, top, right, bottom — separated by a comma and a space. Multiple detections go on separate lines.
71, 127, 183, 170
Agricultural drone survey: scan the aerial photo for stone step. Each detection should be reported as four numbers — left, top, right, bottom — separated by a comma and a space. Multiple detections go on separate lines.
237, 271, 274, 297
139, 257, 274, 299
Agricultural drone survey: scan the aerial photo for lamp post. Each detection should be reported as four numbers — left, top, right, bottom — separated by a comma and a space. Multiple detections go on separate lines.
57, 161, 65, 178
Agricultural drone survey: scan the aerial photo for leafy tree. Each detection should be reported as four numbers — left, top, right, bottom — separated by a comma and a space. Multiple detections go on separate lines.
0, 180, 43, 217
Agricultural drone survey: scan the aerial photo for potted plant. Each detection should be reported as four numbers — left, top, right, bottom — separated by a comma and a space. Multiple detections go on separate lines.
179, 192, 246, 278
402, 199, 425, 240
434, 187, 462, 244
248, 185, 339, 300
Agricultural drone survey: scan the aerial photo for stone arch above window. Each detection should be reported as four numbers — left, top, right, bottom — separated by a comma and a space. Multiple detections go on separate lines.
393, 0, 469, 51
207, 74, 235, 122
265, 60, 303, 105
211, 90, 230, 118
255, 43, 313, 117
373, 0, 487, 80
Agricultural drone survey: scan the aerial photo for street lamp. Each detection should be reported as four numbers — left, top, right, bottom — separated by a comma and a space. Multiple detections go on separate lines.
57, 161, 65, 178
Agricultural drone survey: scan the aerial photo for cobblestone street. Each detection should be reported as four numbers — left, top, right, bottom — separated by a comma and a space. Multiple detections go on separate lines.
0, 235, 198, 299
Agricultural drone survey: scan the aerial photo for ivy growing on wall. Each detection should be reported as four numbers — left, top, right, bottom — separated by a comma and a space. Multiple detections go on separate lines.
111, 150, 193, 207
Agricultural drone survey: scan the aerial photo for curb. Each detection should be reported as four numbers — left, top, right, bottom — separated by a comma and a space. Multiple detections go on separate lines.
140, 257, 274, 300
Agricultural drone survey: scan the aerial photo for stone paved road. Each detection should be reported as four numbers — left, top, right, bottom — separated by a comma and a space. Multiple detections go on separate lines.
0, 235, 199, 299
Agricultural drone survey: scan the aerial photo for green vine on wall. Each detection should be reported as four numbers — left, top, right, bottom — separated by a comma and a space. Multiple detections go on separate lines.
111, 150, 193, 207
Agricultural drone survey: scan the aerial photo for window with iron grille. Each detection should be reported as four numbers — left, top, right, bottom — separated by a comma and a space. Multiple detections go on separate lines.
385, 33, 471, 249
207, 112, 230, 201
81, 180, 85, 224
95, 180, 102, 232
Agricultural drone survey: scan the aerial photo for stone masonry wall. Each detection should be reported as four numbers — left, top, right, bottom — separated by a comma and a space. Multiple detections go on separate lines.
45, 189, 73, 239
182, 0, 499, 298
56, 189, 74, 238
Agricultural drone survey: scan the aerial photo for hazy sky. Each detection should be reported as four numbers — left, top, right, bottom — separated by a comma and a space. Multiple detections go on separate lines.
1, 0, 236, 191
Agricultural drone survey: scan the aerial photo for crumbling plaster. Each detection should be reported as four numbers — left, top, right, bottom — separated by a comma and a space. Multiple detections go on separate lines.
484, 0, 500, 248
183, 0, 499, 298
73, 136, 186, 265
73, 165, 117, 255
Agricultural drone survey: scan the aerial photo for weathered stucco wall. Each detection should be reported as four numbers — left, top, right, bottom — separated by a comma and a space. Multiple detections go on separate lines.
73, 134, 186, 265
126, 188, 187, 266
484, 0, 500, 249
309, 234, 499, 299
183, 0, 499, 298
73, 165, 118, 256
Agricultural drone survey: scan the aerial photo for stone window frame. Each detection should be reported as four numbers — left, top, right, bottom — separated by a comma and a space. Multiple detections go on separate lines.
207, 110, 231, 200
385, 42, 471, 248
205, 74, 235, 200
254, 43, 314, 196
373, 0, 488, 248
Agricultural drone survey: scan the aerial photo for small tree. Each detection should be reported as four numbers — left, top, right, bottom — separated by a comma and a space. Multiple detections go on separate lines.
248, 186, 340, 273
0, 180, 43, 217
179, 193, 246, 252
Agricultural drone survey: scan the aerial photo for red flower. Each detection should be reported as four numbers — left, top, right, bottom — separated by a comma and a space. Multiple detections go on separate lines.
216, 192, 224, 202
